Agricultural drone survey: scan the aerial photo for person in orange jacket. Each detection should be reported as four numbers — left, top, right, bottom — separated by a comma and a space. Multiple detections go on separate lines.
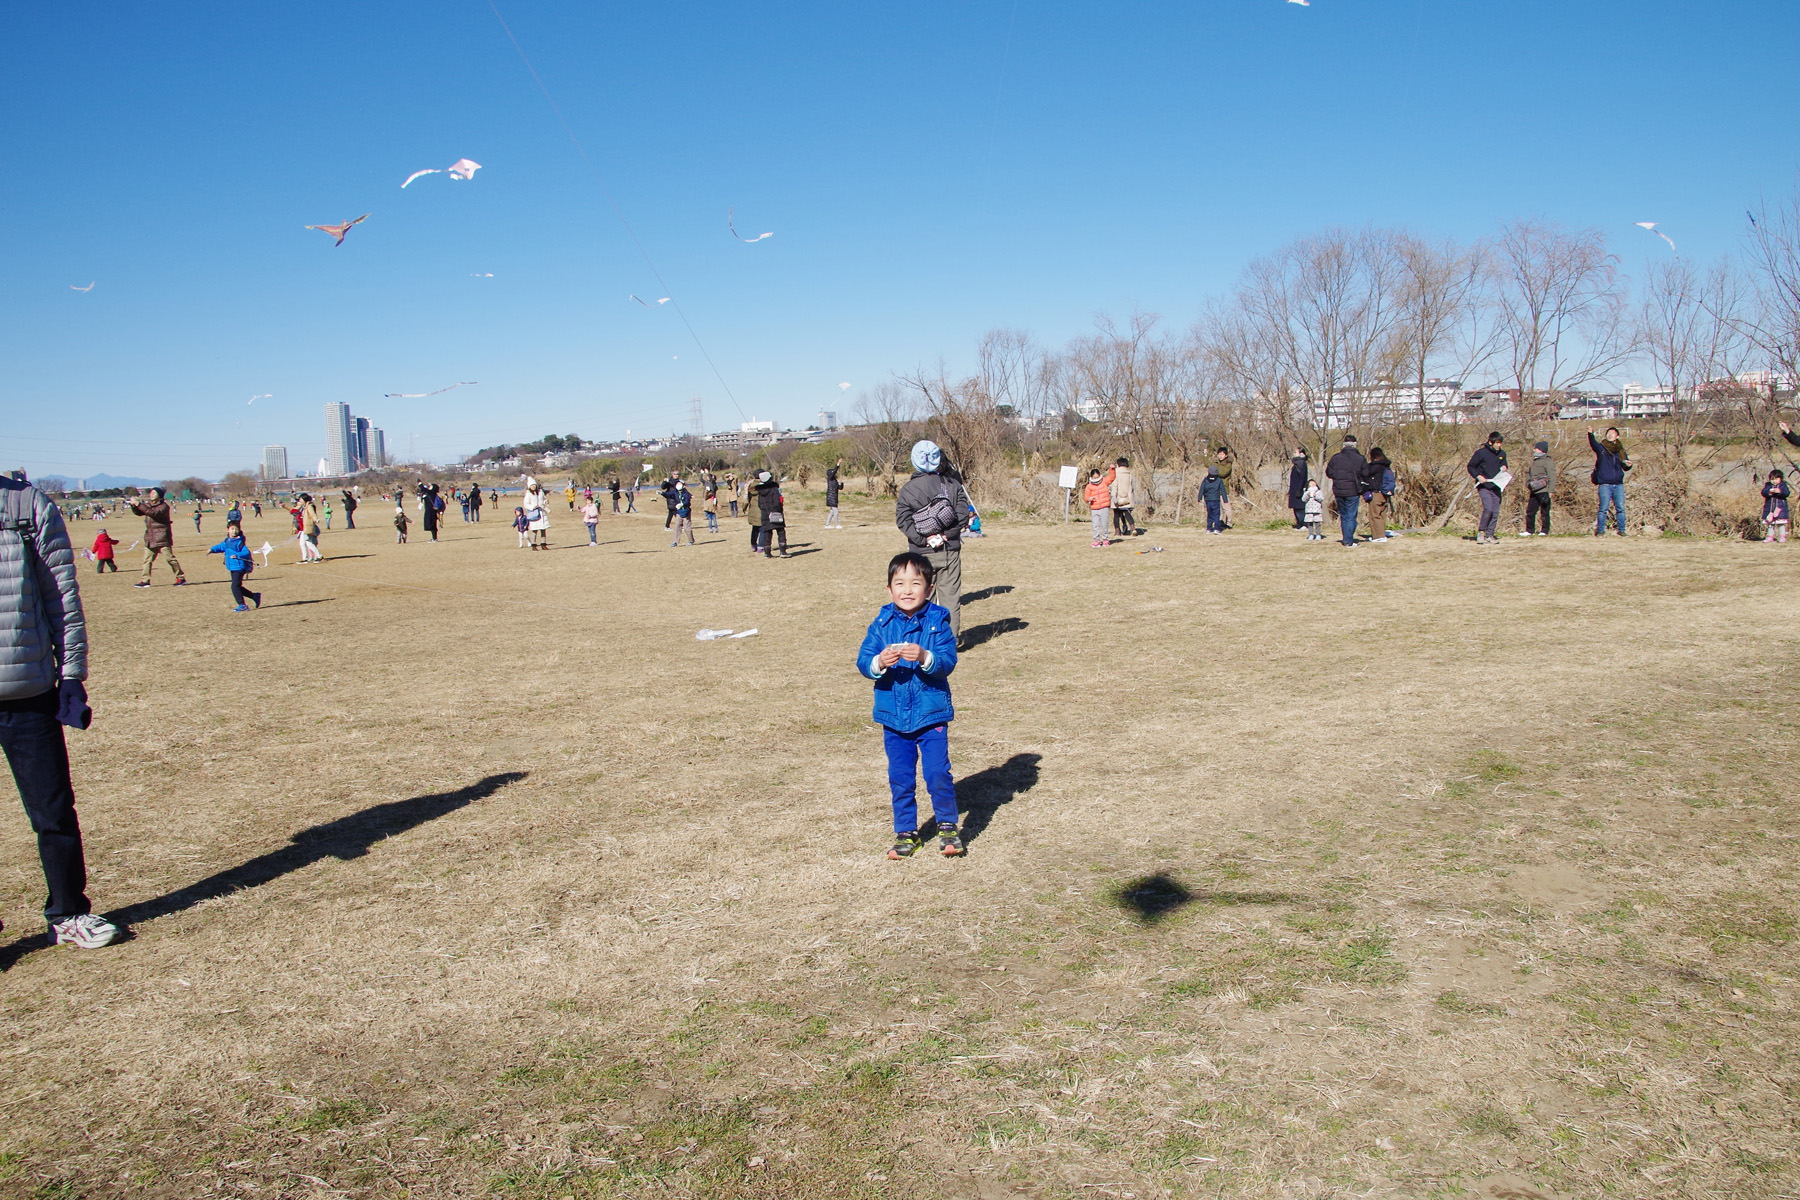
1084, 465, 1115, 548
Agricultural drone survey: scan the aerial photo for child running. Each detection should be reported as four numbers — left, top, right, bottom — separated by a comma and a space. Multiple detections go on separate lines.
1764, 471, 1791, 544
91, 528, 119, 573
207, 521, 262, 613
857, 552, 964, 859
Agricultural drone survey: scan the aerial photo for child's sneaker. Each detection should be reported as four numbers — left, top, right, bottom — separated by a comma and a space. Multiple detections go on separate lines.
939, 829, 965, 857
133, 581, 149, 588
49, 913, 118, 949
172, 577, 187, 586
887, 833, 922, 860
233, 604, 249, 613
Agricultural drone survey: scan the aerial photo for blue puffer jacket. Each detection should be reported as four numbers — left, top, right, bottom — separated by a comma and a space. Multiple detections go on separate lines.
208, 534, 254, 572
856, 601, 957, 734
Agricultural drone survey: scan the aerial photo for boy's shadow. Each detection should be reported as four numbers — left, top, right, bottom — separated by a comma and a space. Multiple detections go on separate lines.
954, 753, 1042, 845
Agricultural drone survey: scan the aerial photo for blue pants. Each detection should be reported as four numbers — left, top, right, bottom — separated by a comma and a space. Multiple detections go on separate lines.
1596, 483, 1626, 533
1204, 494, 1222, 531
1337, 494, 1360, 545
884, 724, 958, 834
0, 689, 91, 921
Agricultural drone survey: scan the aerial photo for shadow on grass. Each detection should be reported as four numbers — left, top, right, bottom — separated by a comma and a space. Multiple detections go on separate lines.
260, 598, 335, 609
960, 585, 1015, 605
1110, 873, 1297, 924
959, 617, 1027, 651
958, 753, 1041, 845
0, 771, 528, 972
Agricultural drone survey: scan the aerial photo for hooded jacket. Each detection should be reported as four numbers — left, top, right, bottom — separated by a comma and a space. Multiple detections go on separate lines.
1528, 450, 1557, 493
0, 477, 87, 700
1200, 468, 1225, 501
1287, 457, 1309, 507
209, 534, 254, 572
1110, 465, 1135, 509
824, 467, 841, 507
1084, 467, 1116, 511
856, 600, 957, 733
129, 495, 175, 549
1325, 445, 1367, 498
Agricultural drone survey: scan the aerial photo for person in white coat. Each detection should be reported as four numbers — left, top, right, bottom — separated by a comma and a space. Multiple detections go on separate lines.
522, 478, 551, 550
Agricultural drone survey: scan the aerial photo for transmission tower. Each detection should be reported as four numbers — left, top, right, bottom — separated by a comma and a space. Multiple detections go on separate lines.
688, 395, 705, 438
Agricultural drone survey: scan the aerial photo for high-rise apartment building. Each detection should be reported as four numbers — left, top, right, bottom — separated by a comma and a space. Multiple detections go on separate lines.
353, 416, 371, 470
367, 427, 387, 469
262, 445, 290, 480
324, 402, 354, 475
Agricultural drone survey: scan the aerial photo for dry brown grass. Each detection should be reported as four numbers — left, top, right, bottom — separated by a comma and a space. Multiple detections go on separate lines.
1, 497, 1797, 1199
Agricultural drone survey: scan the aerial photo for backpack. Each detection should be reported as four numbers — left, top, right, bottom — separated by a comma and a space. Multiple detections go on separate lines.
912, 477, 960, 538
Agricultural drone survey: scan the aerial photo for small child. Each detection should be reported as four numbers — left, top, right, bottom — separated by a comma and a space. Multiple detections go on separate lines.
856, 552, 964, 859
1302, 480, 1324, 540
394, 505, 409, 543
323, 499, 333, 530
581, 497, 601, 545
670, 482, 694, 547
1084, 466, 1115, 548
91, 528, 119, 573
703, 485, 720, 532
207, 521, 262, 613
1764, 471, 1791, 544
512, 505, 529, 548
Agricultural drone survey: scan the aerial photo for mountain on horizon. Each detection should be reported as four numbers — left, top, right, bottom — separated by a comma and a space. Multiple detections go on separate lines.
79, 473, 163, 490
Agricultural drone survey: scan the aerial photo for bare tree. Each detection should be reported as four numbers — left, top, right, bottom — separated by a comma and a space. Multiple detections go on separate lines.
1492, 219, 1634, 409
1638, 257, 1752, 453
848, 382, 919, 496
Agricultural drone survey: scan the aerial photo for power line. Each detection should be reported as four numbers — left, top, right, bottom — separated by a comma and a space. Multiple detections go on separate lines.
485, 0, 748, 426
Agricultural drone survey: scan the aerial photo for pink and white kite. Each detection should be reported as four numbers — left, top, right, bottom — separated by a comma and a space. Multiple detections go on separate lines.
1635, 222, 1677, 254
402, 159, 483, 188
69, 282, 95, 292
305, 214, 369, 246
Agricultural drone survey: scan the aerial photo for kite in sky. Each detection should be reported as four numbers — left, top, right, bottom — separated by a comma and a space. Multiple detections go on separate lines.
248, 394, 272, 405
1635, 222, 1677, 254
728, 208, 773, 242
630, 294, 670, 306
1288, 0, 1309, 6
1748, 210, 1759, 228
305, 214, 369, 246
471, 272, 494, 277
838, 382, 851, 391
69, 282, 95, 292
402, 158, 483, 188
384, 381, 478, 398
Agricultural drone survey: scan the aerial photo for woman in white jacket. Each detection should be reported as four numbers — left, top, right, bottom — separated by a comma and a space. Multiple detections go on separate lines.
522, 478, 551, 550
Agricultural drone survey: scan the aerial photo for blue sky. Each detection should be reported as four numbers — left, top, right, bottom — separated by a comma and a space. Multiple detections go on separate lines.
3, 0, 1795, 480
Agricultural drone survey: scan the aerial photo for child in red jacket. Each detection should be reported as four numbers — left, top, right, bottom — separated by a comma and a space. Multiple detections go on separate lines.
91, 529, 119, 573
1084, 466, 1115, 548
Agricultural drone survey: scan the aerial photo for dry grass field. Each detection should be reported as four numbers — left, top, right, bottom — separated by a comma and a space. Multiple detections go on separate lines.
2, 493, 1797, 1200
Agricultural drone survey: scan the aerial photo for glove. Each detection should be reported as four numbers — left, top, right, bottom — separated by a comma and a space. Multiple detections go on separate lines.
57, 680, 92, 731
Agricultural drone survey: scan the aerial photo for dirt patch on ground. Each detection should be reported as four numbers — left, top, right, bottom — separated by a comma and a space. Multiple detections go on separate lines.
1, 501, 1797, 1198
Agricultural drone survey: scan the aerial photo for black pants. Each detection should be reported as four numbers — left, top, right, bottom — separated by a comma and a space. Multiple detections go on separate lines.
1526, 491, 1551, 534
95, 559, 116, 573
0, 689, 91, 921
229, 569, 259, 607
758, 522, 788, 553
665, 508, 676, 529
1291, 505, 1306, 529
345, 514, 355, 529
1113, 507, 1136, 536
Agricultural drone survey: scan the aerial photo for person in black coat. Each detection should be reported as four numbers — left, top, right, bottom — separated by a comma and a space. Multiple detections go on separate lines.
659, 478, 680, 529
1324, 435, 1367, 547
824, 462, 843, 529
468, 486, 483, 522
1466, 431, 1508, 544
1286, 449, 1309, 529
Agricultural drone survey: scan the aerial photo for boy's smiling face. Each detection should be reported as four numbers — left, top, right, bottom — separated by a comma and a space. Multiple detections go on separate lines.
888, 565, 930, 614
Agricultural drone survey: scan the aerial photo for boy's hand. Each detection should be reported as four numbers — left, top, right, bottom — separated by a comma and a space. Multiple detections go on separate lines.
876, 645, 905, 669
896, 643, 924, 663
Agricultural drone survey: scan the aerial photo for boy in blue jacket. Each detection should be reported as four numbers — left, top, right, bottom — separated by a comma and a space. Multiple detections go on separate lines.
857, 552, 963, 858
207, 521, 262, 612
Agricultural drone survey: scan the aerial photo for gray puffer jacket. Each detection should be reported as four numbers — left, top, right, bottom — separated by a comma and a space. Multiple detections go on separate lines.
1, 478, 88, 700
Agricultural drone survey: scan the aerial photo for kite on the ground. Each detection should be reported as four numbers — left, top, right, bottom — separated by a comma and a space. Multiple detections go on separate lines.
1634, 222, 1677, 254
69, 282, 95, 292
402, 158, 482, 188
728, 208, 772, 242
631, 294, 670, 307
384, 381, 478, 398
305, 214, 369, 246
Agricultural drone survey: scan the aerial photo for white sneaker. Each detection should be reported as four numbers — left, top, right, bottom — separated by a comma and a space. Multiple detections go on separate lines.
50, 913, 119, 948
1519, 531, 1531, 537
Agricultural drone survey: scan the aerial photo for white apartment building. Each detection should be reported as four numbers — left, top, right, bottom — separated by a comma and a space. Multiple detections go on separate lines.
1619, 382, 1676, 421
1310, 381, 1465, 427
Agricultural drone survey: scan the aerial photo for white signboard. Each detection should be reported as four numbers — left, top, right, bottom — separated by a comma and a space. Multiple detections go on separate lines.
1058, 465, 1079, 489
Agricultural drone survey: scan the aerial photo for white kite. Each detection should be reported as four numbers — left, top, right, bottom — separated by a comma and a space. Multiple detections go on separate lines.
838, 381, 851, 391
69, 282, 95, 292
305, 214, 369, 246
728, 208, 773, 242
1288, 0, 1309, 6
256, 541, 274, 568
248, 394, 272, 405
1635, 222, 1677, 254
402, 158, 482, 188
384, 381, 478, 398
470, 272, 494, 277
630, 294, 670, 307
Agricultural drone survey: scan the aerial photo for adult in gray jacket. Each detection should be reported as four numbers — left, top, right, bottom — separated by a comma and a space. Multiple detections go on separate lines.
0, 475, 117, 948
896, 441, 971, 639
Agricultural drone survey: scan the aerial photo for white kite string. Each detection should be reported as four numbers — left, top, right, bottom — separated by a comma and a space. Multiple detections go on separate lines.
485, 0, 749, 422
282, 565, 607, 614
